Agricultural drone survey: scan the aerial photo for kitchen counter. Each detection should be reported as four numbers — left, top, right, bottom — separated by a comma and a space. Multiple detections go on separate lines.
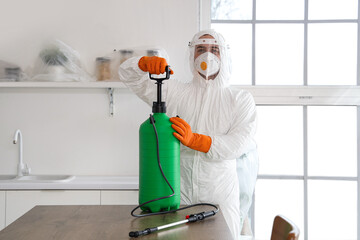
0, 205, 232, 240
0, 176, 139, 190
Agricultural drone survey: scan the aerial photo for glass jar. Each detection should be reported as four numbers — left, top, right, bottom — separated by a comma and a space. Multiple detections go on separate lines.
147, 49, 160, 57
96, 57, 111, 81
119, 50, 134, 64
5, 67, 21, 81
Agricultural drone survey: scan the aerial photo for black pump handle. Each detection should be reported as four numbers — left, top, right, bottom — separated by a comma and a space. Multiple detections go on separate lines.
149, 65, 171, 81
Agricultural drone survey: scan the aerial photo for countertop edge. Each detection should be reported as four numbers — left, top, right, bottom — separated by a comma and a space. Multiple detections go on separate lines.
0, 175, 139, 190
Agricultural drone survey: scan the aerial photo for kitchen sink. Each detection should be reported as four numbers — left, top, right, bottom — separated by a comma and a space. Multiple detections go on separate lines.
0, 175, 17, 180
0, 175, 75, 182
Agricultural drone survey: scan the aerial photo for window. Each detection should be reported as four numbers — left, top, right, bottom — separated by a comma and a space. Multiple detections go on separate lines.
206, 0, 360, 239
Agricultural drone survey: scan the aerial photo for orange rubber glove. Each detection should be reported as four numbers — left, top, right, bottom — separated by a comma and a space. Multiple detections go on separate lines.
170, 117, 212, 153
138, 56, 174, 75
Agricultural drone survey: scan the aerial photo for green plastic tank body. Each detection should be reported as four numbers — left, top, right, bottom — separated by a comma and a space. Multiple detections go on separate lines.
139, 113, 180, 213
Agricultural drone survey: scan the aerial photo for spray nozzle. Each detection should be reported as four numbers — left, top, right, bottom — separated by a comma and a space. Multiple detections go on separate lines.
150, 65, 171, 113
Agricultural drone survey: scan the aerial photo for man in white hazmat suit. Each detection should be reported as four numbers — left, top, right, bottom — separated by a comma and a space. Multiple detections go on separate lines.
118, 29, 258, 239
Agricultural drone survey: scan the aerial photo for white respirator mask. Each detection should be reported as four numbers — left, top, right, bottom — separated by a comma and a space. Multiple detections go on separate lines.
194, 52, 220, 79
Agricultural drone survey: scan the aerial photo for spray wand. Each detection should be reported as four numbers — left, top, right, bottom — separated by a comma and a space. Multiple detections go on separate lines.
129, 210, 217, 238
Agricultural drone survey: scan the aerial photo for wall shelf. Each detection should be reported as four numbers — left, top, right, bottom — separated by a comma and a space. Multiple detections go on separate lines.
0, 81, 131, 117
1, 82, 359, 106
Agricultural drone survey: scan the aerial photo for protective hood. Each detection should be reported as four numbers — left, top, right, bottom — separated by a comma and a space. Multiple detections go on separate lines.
188, 29, 232, 88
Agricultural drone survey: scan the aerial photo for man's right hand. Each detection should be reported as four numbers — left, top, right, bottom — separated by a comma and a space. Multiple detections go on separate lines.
138, 56, 174, 75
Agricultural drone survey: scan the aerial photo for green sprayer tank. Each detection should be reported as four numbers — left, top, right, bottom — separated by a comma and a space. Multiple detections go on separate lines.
139, 66, 180, 213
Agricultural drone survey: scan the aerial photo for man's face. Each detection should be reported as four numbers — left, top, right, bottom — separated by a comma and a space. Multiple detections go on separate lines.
194, 36, 220, 60
194, 35, 221, 80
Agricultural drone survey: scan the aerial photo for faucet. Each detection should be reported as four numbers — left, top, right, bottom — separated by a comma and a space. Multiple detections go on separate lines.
13, 129, 31, 177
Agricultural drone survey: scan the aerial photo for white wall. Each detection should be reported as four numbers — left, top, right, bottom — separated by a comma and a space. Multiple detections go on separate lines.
0, 0, 199, 176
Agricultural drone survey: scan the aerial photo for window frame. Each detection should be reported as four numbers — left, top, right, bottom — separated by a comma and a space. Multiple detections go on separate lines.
200, 0, 360, 239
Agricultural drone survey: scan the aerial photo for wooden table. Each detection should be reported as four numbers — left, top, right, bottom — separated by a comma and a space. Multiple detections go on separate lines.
0, 205, 232, 240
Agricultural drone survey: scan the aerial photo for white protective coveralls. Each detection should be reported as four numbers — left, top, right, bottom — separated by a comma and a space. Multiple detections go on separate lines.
118, 29, 258, 239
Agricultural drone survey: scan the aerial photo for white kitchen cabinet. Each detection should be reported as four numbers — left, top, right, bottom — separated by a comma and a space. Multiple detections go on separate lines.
101, 190, 138, 205
5, 190, 100, 226
0, 191, 5, 231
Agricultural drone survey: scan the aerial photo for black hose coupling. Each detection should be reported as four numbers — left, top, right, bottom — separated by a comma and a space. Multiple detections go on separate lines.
129, 227, 157, 238
186, 211, 216, 223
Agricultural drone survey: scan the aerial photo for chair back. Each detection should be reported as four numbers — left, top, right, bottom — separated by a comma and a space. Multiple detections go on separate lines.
270, 215, 300, 240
